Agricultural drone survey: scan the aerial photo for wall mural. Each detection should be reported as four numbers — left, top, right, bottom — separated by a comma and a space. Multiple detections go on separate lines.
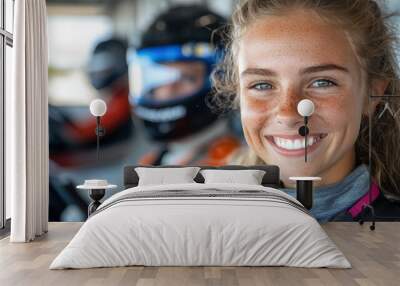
47, 0, 400, 223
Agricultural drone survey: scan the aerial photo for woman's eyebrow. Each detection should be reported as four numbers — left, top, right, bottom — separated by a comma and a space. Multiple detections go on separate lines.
240, 64, 349, 78
300, 64, 349, 74
240, 68, 277, 77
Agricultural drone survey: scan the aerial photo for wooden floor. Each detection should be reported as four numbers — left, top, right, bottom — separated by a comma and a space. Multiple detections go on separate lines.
0, 222, 399, 286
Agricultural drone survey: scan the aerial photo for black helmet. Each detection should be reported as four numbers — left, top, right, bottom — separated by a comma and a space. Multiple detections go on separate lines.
127, 5, 226, 142
140, 5, 225, 48
87, 37, 128, 90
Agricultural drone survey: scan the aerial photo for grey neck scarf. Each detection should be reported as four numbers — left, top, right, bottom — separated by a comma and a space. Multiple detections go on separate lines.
280, 164, 370, 222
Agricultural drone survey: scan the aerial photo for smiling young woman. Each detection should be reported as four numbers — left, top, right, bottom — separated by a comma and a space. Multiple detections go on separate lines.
212, 0, 400, 221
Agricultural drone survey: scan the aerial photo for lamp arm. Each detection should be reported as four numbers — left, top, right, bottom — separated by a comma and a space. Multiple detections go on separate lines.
305, 116, 308, 162
95, 116, 106, 162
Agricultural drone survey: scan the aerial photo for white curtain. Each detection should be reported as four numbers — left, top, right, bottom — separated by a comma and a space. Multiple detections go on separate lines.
7, 0, 49, 242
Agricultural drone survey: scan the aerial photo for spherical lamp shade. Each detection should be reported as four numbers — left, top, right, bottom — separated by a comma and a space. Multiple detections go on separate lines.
90, 99, 107, 117
297, 99, 315, 117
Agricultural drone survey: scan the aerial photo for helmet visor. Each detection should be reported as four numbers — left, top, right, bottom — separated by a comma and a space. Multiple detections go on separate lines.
128, 44, 214, 104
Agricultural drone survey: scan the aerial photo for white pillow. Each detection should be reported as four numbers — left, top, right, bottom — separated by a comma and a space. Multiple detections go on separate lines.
135, 167, 200, 186
200, 169, 266, 185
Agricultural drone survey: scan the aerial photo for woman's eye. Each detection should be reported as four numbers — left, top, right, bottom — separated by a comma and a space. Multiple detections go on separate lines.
251, 82, 273, 91
311, 79, 336, 88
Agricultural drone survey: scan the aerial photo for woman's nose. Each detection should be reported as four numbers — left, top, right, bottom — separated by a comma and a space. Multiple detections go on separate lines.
275, 90, 304, 128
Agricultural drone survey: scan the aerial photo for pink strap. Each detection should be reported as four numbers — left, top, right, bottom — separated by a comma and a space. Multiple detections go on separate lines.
348, 181, 380, 218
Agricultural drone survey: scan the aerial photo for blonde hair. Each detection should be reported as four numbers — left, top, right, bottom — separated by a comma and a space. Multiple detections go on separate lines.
212, 0, 400, 196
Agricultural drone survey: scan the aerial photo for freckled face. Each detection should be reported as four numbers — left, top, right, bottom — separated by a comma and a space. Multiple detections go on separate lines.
237, 9, 367, 187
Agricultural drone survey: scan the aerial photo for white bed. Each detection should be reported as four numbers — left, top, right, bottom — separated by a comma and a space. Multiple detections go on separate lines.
50, 183, 351, 269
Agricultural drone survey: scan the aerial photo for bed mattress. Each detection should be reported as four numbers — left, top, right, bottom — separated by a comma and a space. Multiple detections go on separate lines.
50, 183, 351, 269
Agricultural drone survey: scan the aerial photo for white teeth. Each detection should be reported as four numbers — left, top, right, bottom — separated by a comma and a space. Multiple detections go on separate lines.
294, 139, 302, 149
272, 136, 320, 150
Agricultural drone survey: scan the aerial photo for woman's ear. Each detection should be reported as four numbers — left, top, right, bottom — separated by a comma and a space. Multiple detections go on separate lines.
372, 78, 389, 96
363, 79, 389, 115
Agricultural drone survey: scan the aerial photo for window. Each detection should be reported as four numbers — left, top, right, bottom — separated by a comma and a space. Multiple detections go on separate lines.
0, 0, 14, 231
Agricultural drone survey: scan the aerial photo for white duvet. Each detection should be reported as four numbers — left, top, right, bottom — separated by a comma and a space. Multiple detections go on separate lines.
50, 183, 351, 269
